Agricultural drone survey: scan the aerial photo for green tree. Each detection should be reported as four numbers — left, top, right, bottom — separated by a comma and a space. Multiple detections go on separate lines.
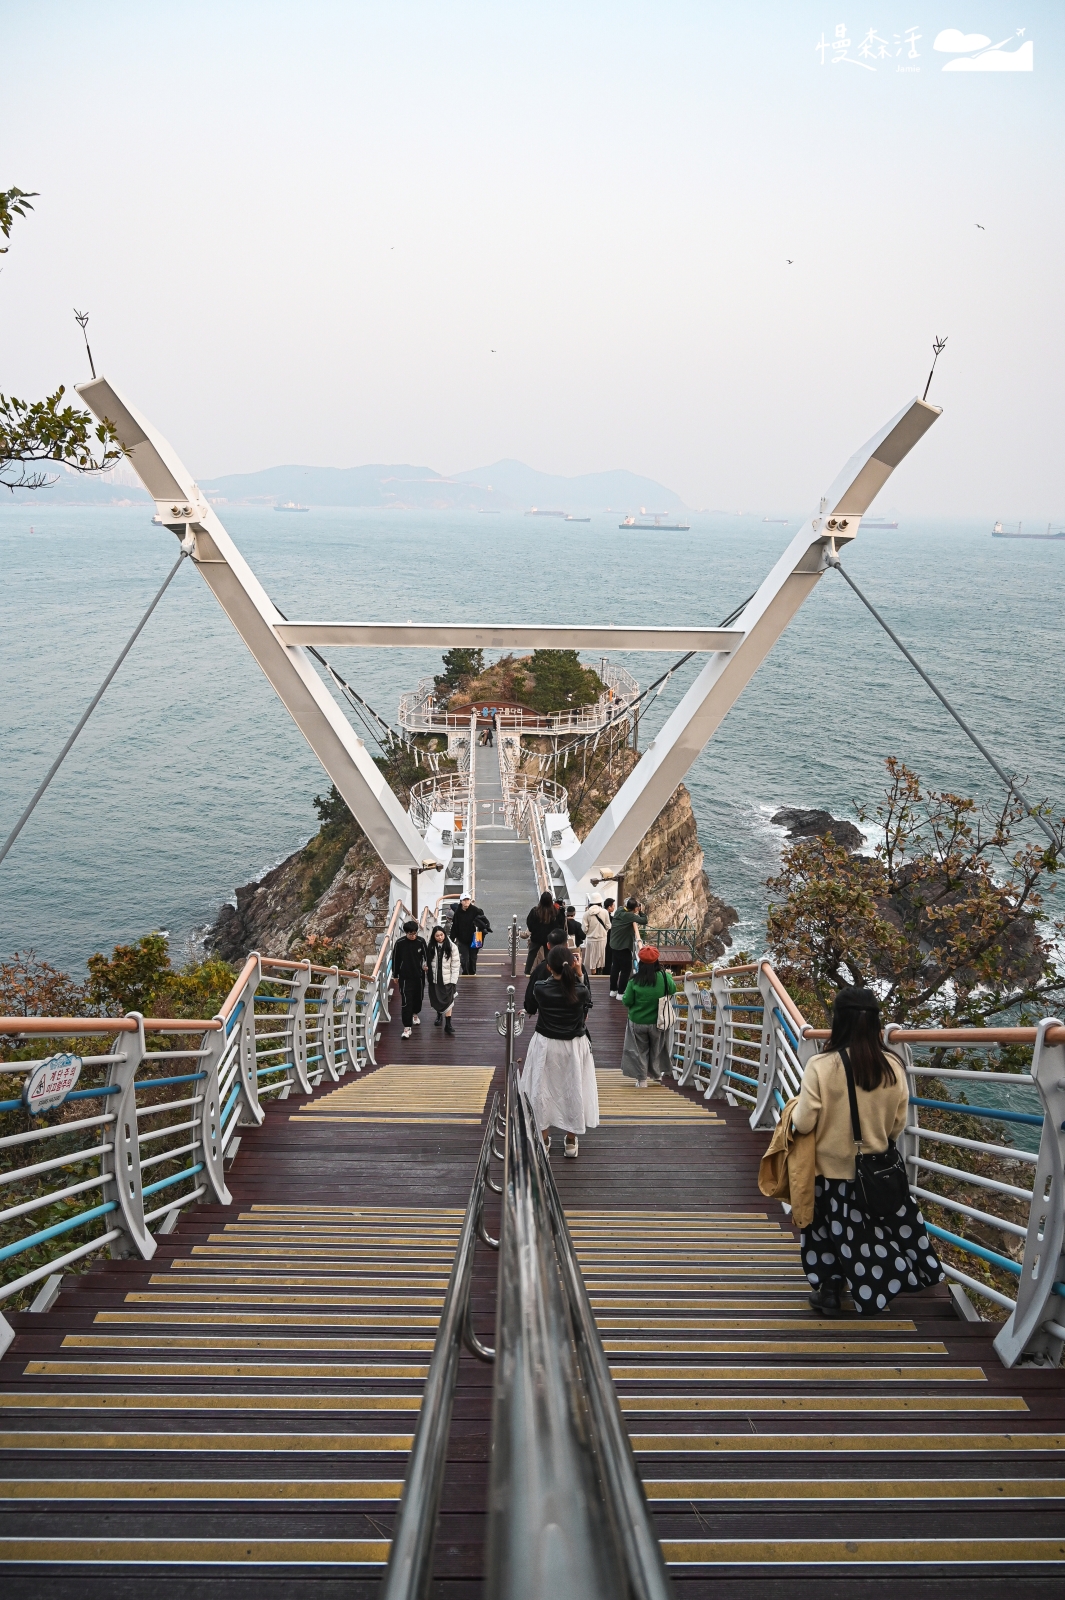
434, 647, 485, 694
526, 649, 604, 715
1, 185, 123, 492
86, 933, 173, 1015
766, 758, 1065, 1026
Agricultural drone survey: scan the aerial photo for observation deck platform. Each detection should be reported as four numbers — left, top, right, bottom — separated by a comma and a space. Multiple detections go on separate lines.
1, 944, 1063, 1595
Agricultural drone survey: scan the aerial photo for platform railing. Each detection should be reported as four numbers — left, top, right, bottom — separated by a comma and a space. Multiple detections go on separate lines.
675, 958, 1065, 1368
399, 663, 640, 739
0, 944, 369, 1356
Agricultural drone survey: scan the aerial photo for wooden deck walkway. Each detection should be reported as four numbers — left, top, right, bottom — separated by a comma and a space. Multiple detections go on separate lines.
1, 942, 1063, 1594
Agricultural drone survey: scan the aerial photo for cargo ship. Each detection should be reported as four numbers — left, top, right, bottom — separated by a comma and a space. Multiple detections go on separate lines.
274, 501, 309, 513
620, 512, 690, 531
992, 521, 1065, 540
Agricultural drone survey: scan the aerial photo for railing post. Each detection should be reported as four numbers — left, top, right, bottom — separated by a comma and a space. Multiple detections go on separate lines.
197, 1019, 233, 1206
336, 974, 360, 1075
749, 965, 778, 1128
994, 1017, 1065, 1368
510, 914, 518, 978
289, 961, 313, 1095
703, 968, 731, 1100
234, 955, 264, 1128
103, 1013, 155, 1261
319, 967, 340, 1081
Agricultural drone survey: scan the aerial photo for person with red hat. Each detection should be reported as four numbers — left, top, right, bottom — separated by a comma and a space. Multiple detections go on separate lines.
619, 945, 677, 1087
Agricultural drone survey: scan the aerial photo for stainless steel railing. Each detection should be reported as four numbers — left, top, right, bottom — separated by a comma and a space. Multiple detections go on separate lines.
380, 1090, 501, 1600
486, 988, 674, 1600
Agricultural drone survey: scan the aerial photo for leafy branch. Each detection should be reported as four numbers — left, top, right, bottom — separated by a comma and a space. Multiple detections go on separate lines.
0, 187, 37, 251
0, 387, 124, 492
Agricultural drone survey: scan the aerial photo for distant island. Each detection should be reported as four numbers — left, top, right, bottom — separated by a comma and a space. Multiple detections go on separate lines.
8, 457, 687, 515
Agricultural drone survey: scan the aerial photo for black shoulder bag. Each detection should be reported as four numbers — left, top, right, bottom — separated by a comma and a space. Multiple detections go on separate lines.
839, 1046, 909, 1217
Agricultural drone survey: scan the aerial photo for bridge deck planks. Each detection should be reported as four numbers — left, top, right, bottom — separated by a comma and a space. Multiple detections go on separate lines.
1, 952, 1062, 1595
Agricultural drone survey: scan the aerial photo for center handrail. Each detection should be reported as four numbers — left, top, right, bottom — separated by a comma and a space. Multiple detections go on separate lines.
487, 990, 674, 1600
381, 1089, 501, 1600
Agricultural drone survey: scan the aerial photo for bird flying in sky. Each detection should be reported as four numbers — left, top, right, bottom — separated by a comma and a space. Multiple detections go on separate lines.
975, 224, 985, 230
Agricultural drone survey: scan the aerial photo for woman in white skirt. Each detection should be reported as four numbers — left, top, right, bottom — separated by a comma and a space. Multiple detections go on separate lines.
519, 945, 598, 1159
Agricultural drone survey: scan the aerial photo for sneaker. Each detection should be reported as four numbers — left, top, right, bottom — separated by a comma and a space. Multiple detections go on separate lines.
401, 1027, 412, 1040
542, 1134, 551, 1154
609, 991, 616, 999
564, 1136, 578, 1158
634, 1078, 647, 1089
412, 1015, 421, 1025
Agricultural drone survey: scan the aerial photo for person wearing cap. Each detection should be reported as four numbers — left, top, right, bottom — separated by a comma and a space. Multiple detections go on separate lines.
792, 986, 943, 1317
392, 920, 429, 1039
620, 946, 677, 1086
608, 896, 647, 998
583, 898, 611, 975
448, 894, 492, 975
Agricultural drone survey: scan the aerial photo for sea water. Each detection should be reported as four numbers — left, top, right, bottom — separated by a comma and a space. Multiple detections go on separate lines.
1, 504, 1062, 987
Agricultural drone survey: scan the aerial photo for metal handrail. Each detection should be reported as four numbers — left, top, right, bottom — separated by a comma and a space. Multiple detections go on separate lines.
380, 1091, 499, 1600
486, 987, 674, 1600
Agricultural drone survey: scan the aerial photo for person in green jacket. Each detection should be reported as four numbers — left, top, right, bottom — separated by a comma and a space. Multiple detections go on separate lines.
607, 897, 648, 998
620, 945, 677, 1086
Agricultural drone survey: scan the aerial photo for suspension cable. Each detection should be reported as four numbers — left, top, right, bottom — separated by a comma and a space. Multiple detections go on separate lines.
0, 548, 190, 868
827, 556, 1058, 848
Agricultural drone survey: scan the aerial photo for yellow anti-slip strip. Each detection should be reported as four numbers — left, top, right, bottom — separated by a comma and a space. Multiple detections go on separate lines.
660, 1538, 1065, 1565
163, 1273, 451, 1288
96, 1313, 440, 1329
128, 1293, 445, 1307
631, 1432, 1065, 1453
290, 1116, 482, 1124
570, 1210, 769, 1218
190, 1246, 455, 1258
647, 1477, 1060, 1500
63, 1336, 435, 1352
0, 1431, 413, 1452
0, 1538, 390, 1565
0, 1394, 422, 1412
247, 1205, 464, 1212
590, 1298, 812, 1310
0, 1479, 405, 1499
24, 1362, 428, 1380
620, 1395, 1027, 1414
602, 1340, 947, 1356
611, 1365, 984, 1384
597, 1318, 917, 1332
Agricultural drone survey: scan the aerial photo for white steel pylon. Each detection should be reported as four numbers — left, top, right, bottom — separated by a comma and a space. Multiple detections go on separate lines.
78, 380, 940, 903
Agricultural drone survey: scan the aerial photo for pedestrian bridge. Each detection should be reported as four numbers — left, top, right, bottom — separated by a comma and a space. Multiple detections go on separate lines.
1, 886, 1063, 1593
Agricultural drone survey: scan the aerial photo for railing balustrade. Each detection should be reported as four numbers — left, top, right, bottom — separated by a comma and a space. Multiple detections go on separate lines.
0, 942, 372, 1357
673, 958, 1065, 1368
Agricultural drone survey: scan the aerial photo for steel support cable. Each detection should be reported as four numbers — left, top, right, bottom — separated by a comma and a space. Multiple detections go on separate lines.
827, 556, 1058, 848
0, 548, 189, 869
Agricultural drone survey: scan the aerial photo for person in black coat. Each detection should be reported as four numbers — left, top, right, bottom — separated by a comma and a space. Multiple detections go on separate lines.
522, 927, 571, 1014
525, 890, 567, 974
565, 906, 585, 947
392, 920, 429, 1038
448, 894, 492, 974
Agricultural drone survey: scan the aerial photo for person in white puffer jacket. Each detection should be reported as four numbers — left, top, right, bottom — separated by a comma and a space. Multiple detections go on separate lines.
427, 925, 461, 1035
583, 898, 612, 975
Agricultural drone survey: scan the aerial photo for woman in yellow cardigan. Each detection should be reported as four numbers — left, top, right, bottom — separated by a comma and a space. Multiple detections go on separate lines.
792, 986, 942, 1317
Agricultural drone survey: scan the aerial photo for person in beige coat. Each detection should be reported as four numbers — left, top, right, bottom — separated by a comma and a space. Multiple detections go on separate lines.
792, 986, 942, 1317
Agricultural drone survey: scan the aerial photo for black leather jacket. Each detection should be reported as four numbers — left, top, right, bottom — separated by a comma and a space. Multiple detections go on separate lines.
531, 976, 592, 1039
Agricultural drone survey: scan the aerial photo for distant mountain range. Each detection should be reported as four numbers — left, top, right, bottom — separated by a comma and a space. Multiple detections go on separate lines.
8, 458, 685, 514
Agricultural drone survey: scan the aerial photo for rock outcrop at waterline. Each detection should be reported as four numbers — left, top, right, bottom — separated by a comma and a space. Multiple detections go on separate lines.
771, 806, 866, 852
208, 823, 390, 971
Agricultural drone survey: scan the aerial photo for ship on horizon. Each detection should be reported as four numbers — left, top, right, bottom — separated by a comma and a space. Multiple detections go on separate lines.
274, 501, 309, 513
992, 520, 1065, 541
620, 510, 690, 531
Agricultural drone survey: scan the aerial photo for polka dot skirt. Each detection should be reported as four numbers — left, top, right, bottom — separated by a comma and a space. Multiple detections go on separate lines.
800, 1175, 944, 1315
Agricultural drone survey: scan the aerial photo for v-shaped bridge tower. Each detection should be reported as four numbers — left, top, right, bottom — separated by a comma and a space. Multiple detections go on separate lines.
77, 379, 940, 912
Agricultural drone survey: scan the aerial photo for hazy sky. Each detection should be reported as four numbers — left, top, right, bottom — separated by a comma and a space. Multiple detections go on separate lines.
2, 2, 1062, 515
